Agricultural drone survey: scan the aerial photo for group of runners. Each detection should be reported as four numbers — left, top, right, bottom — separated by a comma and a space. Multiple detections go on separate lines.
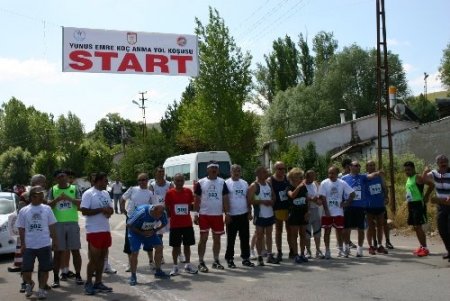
9, 154, 450, 299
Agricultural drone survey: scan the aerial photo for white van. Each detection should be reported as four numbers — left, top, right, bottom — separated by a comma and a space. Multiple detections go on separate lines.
163, 151, 232, 190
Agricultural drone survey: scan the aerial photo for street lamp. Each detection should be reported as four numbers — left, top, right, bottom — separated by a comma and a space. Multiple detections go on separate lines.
132, 92, 148, 139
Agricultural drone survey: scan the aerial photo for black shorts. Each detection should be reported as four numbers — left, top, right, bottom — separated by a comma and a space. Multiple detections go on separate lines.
408, 202, 427, 226
344, 207, 366, 230
169, 227, 195, 247
22, 246, 53, 273
287, 206, 308, 226
254, 216, 275, 228
366, 207, 386, 216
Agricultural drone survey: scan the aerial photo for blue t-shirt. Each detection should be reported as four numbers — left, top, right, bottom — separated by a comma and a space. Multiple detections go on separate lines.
127, 204, 167, 237
342, 174, 368, 208
365, 176, 385, 208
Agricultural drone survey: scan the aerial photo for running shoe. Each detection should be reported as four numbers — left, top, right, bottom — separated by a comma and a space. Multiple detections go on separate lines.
250, 250, 257, 260
75, 275, 84, 285
349, 241, 357, 249
386, 241, 394, 249
60, 273, 68, 281
344, 246, 351, 258
198, 262, 209, 273
413, 247, 422, 255
325, 249, 331, 259
369, 246, 377, 255
84, 282, 95, 295
178, 254, 186, 263
8, 266, 21, 272
103, 264, 117, 274
25, 281, 35, 298
125, 265, 131, 272
416, 247, 430, 257
356, 246, 363, 257
170, 266, 179, 276
37, 288, 47, 300
267, 254, 280, 264
20, 282, 26, 293
51, 280, 60, 288
316, 250, 325, 259
184, 263, 198, 274
154, 269, 170, 279
66, 270, 76, 278
294, 255, 302, 264
257, 256, 265, 266
227, 260, 236, 269
93, 282, 113, 292
242, 259, 255, 267
212, 260, 225, 270
299, 255, 309, 263
377, 245, 388, 254
129, 275, 137, 286
338, 249, 346, 258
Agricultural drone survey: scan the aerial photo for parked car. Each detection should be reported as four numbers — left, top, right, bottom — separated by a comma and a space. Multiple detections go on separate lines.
0, 192, 18, 255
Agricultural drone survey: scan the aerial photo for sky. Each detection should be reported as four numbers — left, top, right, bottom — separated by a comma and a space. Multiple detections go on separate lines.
0, 0, 449, 132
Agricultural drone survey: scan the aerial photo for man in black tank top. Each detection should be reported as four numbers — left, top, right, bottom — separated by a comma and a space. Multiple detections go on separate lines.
267, 161, 292, 262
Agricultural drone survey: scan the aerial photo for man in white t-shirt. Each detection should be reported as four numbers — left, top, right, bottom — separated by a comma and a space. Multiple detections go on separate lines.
120, 173, 153, 271
16, 185, 57, 299
193, 160, 230, 272
318, 166, 355, 259
80, 172, 114, 296
305, 170, 325, 259
110, 179, 123, 214
224, 164, 255, 268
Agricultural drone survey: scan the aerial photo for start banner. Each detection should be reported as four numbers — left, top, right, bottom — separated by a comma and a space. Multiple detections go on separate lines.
62, 27, 199, 77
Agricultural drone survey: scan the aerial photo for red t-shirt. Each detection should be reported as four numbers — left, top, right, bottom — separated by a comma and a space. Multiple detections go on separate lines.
165, 188, 194, 228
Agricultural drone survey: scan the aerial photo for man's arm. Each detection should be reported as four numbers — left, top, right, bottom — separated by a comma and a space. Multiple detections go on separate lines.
417, 175, 435, 203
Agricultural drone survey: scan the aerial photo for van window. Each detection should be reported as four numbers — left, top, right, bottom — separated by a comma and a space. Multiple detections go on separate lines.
165, 164, 190, 181
198, 161, 231, 179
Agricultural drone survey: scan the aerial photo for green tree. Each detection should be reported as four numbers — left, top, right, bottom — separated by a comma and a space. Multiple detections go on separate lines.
32, 150, 60, 181
82, 138, 113, 177
90, 113, 138, 148
405, 94, 439, 123
439, 42, 450, 89
0, 98, 32, 153
312, 31, 338, 70
298, 33, 314, 86
0, 146, 33, 188
177, 7, 256, 163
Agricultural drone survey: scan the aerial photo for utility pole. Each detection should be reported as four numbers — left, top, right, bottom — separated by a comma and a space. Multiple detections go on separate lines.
376, 0, 396, 213
424, 72, 429, 100
132, 91, 148, 140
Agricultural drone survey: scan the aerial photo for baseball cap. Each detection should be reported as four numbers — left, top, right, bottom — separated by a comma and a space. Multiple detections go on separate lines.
207, 160, 219, 168
29, 185, 45, 195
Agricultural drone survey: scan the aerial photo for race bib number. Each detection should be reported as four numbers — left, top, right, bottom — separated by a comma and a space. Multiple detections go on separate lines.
28, 223, 43, 232
293, 197, 306, 206
141, 221, 161, 230
354, 190, 362, 201
328, 198, 339, 208
279, 191, 288, 202
369, 184, 382, 195
234, 189, 245, 197
175, 204, 189, 215
154, 195, 164, 204
58, 200, 72, 210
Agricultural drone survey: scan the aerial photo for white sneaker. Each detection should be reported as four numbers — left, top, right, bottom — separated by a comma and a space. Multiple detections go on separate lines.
178, 254, 186, 263
356, 246, 363, 257
316, 250, 325, 259
37, 289, 47, 300
125, 265, 131, 272
184, 263, 198, 274
325, 249, 331, 259
104, 263, 117, 274
338, 248, 345, 257
25, 282, 34, 297
170, 266, 179, 276
344, 246, 350, 258
250, 250, 257, 260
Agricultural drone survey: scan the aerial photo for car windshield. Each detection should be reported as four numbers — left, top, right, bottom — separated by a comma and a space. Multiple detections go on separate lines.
0, 199, 15, 214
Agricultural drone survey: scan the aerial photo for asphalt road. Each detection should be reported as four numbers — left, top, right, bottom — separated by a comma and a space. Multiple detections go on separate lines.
1, 213, 449, 301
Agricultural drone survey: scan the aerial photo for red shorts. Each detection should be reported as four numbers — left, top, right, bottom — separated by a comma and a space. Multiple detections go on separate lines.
321, 215, 344, 229
86, 232, 112, 249
198, 215, 224, 235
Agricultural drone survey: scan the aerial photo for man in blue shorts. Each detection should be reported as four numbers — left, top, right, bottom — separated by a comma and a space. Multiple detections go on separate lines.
127, 204, 170, 285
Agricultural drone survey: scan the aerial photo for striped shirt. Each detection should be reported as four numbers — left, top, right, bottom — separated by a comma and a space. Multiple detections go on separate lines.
428, 169, 450, 198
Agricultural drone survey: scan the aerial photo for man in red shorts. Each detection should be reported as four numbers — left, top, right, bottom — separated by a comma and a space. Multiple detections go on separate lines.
319, 166, 355, 259
165, 173, 198, 276
194, 161, 230, 272
80, 172, 114, 295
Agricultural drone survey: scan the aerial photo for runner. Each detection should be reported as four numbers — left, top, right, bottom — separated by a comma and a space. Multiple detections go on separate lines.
365, 160, 389, 255
342, 160, 383, 257
403, 161, 434, 257
304, 170, 324, 259
16, 185, 57, 299
338, 158, 357, 249
248, 166, 276, 266
120, 173, 153, 272
424, 154, 450, 260
127, 204, 170, 285
164, 173, 198, 276
319, 166, 355, 259
267, 161, 290, 262
194, 160, 230, 272
47, 169, 83, 287
148, 166, 174, 265
286, 168, 310, 263
80, 172, 114, 295
224, 164, 255, 268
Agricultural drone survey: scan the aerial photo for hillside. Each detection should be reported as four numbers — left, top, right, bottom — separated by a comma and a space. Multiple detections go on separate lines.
426, 90, 450, 101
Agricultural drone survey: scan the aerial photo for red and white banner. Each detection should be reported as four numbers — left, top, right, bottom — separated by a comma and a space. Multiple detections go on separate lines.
62, 27, 199, 77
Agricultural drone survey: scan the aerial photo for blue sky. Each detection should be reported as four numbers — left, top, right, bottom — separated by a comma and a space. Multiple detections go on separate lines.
1, 0, 449, 131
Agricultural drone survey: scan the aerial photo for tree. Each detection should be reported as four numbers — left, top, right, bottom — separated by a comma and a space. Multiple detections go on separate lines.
255, 35, 299, 103
298, 33, 314, 86
405, 94, 439, 123
312, 31, 338, 70
439, 42, 450, 89
90, 113, 138, 148
0, 98, 32, 153
0, 146, 33, 188
32, 150, 60, 181
177, 7, 257, 164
